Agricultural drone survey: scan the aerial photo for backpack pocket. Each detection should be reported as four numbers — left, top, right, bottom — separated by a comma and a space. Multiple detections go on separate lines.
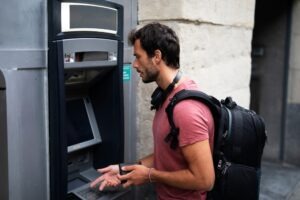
224, 106, 267, 168
220, 163, 260, 200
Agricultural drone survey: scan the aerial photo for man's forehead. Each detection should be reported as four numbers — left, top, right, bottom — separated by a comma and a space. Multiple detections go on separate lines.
133, 39, 144, 54
134, 39, 141, 48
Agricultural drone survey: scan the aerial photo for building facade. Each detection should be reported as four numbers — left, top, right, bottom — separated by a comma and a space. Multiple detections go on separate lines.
134, 0, 255, 159
131, 0, 300, 166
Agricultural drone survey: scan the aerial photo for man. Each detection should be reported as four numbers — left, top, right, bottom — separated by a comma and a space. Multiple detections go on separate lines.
91, 22, 215, 200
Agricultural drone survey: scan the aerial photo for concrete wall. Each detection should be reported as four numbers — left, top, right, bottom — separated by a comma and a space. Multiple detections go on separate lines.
289, 0, 300, 105
251, 0, 291, 163
135, 0, 256, 159
284, 0, 300, 166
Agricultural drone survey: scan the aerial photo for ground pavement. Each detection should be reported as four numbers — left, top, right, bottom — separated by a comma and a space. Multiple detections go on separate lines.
260, 161, 300, 200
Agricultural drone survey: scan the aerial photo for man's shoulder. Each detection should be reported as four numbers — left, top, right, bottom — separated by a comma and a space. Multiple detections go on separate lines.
173, 97, 211, 116
171, 88, 214, 123
176, 77, 199, 91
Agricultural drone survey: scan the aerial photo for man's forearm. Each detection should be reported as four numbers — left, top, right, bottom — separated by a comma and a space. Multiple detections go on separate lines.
149, 168, 213, 191
138, 153, 154, 168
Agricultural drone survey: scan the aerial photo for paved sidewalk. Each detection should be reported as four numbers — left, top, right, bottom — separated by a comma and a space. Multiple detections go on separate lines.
260, 161, 300, 200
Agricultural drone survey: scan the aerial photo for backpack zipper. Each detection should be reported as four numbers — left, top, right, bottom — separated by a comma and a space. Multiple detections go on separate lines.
222, 162, 232, 175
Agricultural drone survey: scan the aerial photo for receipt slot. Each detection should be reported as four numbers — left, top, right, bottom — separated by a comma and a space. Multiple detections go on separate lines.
48, 1, 129, 199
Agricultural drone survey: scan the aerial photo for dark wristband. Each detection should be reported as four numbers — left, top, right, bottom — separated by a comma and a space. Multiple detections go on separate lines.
118, 163, 132, 184
118, 163, 130, 175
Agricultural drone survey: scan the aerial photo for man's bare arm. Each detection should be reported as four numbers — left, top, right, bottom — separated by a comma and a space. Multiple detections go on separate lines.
138, 153, 154, 167
120, 139, 215, 191
150, 139, 215, 190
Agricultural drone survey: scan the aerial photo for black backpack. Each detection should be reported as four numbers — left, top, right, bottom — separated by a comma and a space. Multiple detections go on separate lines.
164, 89, 267, 200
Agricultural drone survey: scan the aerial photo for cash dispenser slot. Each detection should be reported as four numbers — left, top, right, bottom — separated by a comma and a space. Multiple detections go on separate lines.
63, 38, 118, 69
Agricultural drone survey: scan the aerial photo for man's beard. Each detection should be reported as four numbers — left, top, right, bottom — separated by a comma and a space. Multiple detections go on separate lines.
142, 68, 158, 84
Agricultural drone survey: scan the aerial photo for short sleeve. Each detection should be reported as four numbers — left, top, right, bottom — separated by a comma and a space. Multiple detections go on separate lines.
173, 99, 212, 147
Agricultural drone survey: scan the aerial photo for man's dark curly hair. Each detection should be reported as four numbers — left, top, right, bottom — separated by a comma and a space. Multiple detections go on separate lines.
128, 22, 180, 69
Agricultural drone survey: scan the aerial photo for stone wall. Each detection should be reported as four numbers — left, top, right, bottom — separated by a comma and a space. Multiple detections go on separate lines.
284, 0, 300, 166
135, 0, 256, 158
289, 0, 300, 104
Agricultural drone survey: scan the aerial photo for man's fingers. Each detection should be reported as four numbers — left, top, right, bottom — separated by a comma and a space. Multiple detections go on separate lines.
98, 165, 119, 174
98, 166, 112, 174
122, 180, 132, 188
99, 180, 107, 191
121, 165, 135, 172
118, 172, 133, 186
110, 176, 121, 185
107, 179, 120, 187
90, 176, 104, 188
95, 175, 121, 191
117, 172, 130, 181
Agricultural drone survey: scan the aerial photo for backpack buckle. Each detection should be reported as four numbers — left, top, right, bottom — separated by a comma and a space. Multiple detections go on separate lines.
221, 97, 237, 108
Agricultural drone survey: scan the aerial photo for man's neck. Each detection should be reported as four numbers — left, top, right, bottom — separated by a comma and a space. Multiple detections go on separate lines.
156, 67, 179, 90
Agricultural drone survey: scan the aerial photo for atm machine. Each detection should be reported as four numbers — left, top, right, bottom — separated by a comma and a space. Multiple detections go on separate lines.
0, 0, 129, 199
48, 0, 129, 199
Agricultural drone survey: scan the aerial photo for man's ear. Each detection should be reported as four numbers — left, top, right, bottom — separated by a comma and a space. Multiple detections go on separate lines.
153, 49, 162, 64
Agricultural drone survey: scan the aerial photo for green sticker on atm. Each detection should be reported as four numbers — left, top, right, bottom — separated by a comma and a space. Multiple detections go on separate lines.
123, 64, 131, 81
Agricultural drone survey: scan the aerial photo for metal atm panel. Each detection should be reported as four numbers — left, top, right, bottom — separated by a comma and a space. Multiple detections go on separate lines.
58, 38, 128, 200
0, 69, 48, 200
0, 0, 49, 198
48, 1, 127, 199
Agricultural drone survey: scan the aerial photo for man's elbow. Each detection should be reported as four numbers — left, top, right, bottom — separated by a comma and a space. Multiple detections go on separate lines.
195, 174, 215, 191
205, 178, 215, 191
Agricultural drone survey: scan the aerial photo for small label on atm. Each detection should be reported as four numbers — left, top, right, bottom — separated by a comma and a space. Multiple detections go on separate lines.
123, 64, 131, 81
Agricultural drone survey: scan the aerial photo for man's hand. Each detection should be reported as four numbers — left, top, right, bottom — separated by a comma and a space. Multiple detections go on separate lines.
90, 165, 121, 191
118, 164, 150, 188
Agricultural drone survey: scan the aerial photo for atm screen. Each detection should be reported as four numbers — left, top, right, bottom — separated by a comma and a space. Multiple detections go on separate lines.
61, 2, 118, 34
66, 97, 101, 153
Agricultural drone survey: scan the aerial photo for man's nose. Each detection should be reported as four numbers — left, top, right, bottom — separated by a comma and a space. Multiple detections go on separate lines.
132, 59, 138, 69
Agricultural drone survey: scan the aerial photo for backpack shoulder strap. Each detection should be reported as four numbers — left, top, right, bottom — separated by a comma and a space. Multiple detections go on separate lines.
165, 89, 221, 149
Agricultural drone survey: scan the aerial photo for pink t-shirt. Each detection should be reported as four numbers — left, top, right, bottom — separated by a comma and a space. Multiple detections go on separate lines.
152, 78, 214, 200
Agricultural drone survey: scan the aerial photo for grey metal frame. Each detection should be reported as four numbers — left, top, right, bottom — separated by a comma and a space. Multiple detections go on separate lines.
109, 0, 138, 164
67, 97, 102, 153
0, 0, 49, 199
